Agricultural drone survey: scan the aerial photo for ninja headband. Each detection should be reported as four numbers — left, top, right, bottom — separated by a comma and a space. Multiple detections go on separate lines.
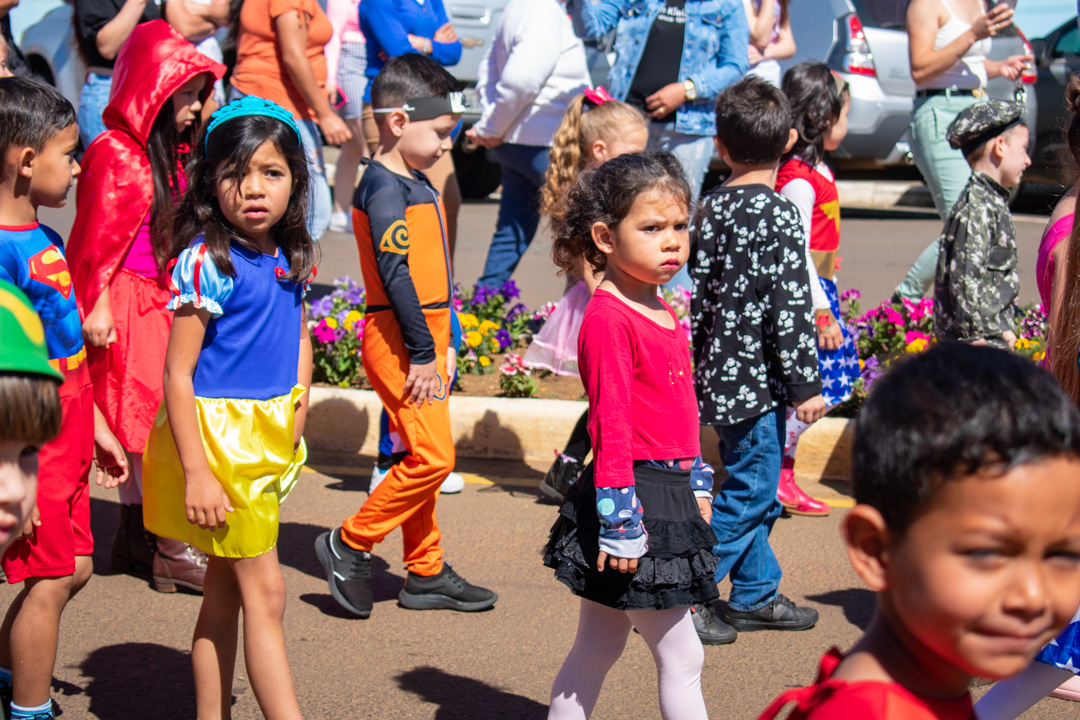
372, 91, 474, 121
204, 96, 302, 151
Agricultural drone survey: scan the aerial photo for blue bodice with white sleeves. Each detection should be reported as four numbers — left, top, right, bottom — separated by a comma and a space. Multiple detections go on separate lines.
167, 237, 303, 401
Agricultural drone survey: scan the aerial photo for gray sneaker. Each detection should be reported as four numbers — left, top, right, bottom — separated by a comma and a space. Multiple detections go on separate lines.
398, 563, 497, 612
315, 529, 373, 618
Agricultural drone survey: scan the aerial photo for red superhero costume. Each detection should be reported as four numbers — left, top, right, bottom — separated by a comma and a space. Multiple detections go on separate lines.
66, 20, 224, 454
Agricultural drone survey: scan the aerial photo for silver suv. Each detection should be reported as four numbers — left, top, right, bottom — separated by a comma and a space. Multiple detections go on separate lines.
780, 0, 1038, 168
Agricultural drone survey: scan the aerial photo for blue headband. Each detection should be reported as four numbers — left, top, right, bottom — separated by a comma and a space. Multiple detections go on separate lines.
203, 96, 302, 151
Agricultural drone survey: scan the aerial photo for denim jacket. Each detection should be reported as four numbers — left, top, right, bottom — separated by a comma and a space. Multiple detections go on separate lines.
568, 0, 749, 136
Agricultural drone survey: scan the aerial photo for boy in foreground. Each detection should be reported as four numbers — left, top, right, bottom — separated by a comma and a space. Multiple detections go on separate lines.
690, 76, 826, 644
0, 76, 128, 720
316, 54, 496, 618
757, 342, 1080, 719
934, 100, 1030, 348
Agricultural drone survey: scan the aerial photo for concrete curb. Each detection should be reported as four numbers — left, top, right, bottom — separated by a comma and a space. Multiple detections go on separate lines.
305, 387, 854, 484
836, 180, 932, 210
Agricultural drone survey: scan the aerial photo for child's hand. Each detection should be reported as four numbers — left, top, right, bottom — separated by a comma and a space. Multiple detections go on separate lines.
815, 311, 843, 351
404, 359, 439, 406
92, 416, 129, 488
185, 470, 234, 531
16, 506, 40, 542
1003, 330, 1018, 348
794, 394, 828, 424
597, 551, 639, 574
445, 351, 457, 384
83, 303, 116, 348
697, 496, 712, 525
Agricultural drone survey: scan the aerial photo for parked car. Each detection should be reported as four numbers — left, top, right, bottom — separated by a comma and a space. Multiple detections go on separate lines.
1029, 15, 1080, 177
780, 0, 1038, 169
18, 1, 83, 109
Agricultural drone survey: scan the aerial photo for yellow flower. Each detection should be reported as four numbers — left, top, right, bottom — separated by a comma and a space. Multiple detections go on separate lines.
466, 330, 483, 348
1014, 338, 1033, 350
858, 358, 865, 370
1033, 351, 1046, 362
459, 313, 479, 330
479, 320, 499, 334
489, 339, 500, 352
325, 317, 338, 329
905, 338, 928, 354
343, 309, 363, 331
479, 356, 491, 367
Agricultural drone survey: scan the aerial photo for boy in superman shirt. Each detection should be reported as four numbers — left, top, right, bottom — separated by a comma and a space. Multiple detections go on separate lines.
316, 54, 496, 618
0, 76, 128, 720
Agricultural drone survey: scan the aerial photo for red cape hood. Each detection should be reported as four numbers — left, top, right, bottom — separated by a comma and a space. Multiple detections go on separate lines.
67, 20, 225, 314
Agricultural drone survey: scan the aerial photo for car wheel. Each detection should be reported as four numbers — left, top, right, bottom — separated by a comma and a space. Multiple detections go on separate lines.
453, 138, 503, 200
26, 55, 55, 87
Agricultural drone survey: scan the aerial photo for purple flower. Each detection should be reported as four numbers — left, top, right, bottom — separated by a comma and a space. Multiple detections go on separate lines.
840, 288, 862, 302
345, 286, 365, 305
310, 296, 333, 319
507, 303, 527, 322
473, 284, 495, 306
495, 329, 512, 350
499, 279, 521, 300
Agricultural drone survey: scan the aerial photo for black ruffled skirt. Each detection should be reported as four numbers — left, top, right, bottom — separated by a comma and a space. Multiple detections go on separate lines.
543, 463, 720, 610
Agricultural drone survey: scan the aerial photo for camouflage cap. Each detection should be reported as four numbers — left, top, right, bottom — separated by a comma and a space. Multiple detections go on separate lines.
946, 100, 1026, 156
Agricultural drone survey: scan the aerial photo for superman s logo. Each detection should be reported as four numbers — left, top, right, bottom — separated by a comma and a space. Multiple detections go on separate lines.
379, 220, 410, 255
28, 245, 73, 299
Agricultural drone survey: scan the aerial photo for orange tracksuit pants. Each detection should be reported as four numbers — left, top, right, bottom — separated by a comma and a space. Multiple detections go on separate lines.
341, 307, 454, 577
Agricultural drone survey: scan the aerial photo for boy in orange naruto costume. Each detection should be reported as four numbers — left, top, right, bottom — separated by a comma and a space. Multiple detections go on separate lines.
316, 54, 496, 618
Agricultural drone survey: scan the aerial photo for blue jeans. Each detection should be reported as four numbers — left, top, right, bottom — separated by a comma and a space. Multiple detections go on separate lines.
230, 90, 331, 241
77, 72, 113, 150
710, 408, 785, 612
477, 144, 550, 288
649, 122, 712, 292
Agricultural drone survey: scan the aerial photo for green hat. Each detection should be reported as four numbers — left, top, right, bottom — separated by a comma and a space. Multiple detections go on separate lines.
946, 100, 1026, 156
0, 280, 63, 382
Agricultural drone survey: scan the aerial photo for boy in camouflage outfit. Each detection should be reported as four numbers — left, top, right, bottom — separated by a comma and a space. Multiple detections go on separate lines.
934, 100, 1031, 349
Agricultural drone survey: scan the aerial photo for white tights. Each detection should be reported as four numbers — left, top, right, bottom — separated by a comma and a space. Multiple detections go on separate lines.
548, 598, 708, 720
784, 404, 838, 461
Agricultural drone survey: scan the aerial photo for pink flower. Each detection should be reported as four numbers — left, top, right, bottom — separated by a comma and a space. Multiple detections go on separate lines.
883, 307, 904, 325
355, 317, 366, 341
312, 319, 337, 344
905, 330, 930, 344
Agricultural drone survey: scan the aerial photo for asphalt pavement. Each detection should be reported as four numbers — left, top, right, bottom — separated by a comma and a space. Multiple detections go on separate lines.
17, 188, 1073, 718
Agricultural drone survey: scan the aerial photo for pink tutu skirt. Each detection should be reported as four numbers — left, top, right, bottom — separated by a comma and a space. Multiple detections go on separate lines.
524, 280, 590, 377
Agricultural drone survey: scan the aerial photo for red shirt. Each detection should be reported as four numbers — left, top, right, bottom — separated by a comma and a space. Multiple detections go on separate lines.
776, 159, 841, 253
578, 289, 700, 488
756, 649, 975, 720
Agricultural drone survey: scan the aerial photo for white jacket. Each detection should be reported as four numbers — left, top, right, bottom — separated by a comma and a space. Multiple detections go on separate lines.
472, 0, 591, 147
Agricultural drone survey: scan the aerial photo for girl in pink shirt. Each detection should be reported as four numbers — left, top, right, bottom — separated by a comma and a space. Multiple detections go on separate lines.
543, 152, 717, 720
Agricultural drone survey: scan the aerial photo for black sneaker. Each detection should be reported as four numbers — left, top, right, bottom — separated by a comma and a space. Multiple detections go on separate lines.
691, 602, 737, 645
398, 563, 497, 612
315, 529, 373, 618
539, 454, 582, 500
725, 594, 818, 632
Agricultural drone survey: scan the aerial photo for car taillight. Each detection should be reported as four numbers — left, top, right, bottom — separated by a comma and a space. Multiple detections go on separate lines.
1017, 29, 1037, 84
843, 14, 877, 77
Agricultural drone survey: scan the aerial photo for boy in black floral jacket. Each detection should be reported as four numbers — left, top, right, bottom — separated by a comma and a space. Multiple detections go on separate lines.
689, 76, 825, 645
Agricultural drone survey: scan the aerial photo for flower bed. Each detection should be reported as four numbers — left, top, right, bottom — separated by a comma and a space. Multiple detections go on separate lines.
835, 290, 1047, 416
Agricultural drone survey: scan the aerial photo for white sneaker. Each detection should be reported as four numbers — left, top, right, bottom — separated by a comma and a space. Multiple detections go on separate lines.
328, 210, 352, 233
369, 465, 389, 493
440, 472, 465, 494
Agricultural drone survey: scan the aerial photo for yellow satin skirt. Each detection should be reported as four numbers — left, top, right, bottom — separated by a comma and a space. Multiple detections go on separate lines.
143, 386, 307, 558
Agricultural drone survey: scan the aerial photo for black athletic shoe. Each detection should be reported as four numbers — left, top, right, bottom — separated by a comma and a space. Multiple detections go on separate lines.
691, 602, 737, 645
315, 529, 373, 618
725, 594, 818, 632
539, 454, 583, 500
398, 563, 498, 612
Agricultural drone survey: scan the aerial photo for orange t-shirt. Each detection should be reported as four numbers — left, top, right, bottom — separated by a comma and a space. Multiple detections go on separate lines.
231, 0, 332, 119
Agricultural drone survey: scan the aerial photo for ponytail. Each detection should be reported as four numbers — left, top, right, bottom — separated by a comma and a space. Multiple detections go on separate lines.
540, 92, 646, 227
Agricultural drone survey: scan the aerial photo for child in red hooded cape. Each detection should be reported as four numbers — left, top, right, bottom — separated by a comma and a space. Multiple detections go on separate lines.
65, 19, 224, 593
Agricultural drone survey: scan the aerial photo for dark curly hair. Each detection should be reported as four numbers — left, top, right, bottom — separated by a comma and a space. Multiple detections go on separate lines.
781, 61, 849, 168
551, 151, 690, 275
169, 114, 317, 282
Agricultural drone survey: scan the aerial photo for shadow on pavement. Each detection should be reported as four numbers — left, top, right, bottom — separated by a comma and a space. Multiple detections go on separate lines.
396, 666, 547, 719
81, 642, 204, 719
806, 588, 876, 631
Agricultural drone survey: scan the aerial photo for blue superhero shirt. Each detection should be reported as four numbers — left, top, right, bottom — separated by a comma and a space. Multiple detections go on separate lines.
0, 222, 84, 363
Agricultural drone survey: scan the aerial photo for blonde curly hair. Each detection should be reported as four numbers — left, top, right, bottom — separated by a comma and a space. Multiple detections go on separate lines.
539, 94, 647, 228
